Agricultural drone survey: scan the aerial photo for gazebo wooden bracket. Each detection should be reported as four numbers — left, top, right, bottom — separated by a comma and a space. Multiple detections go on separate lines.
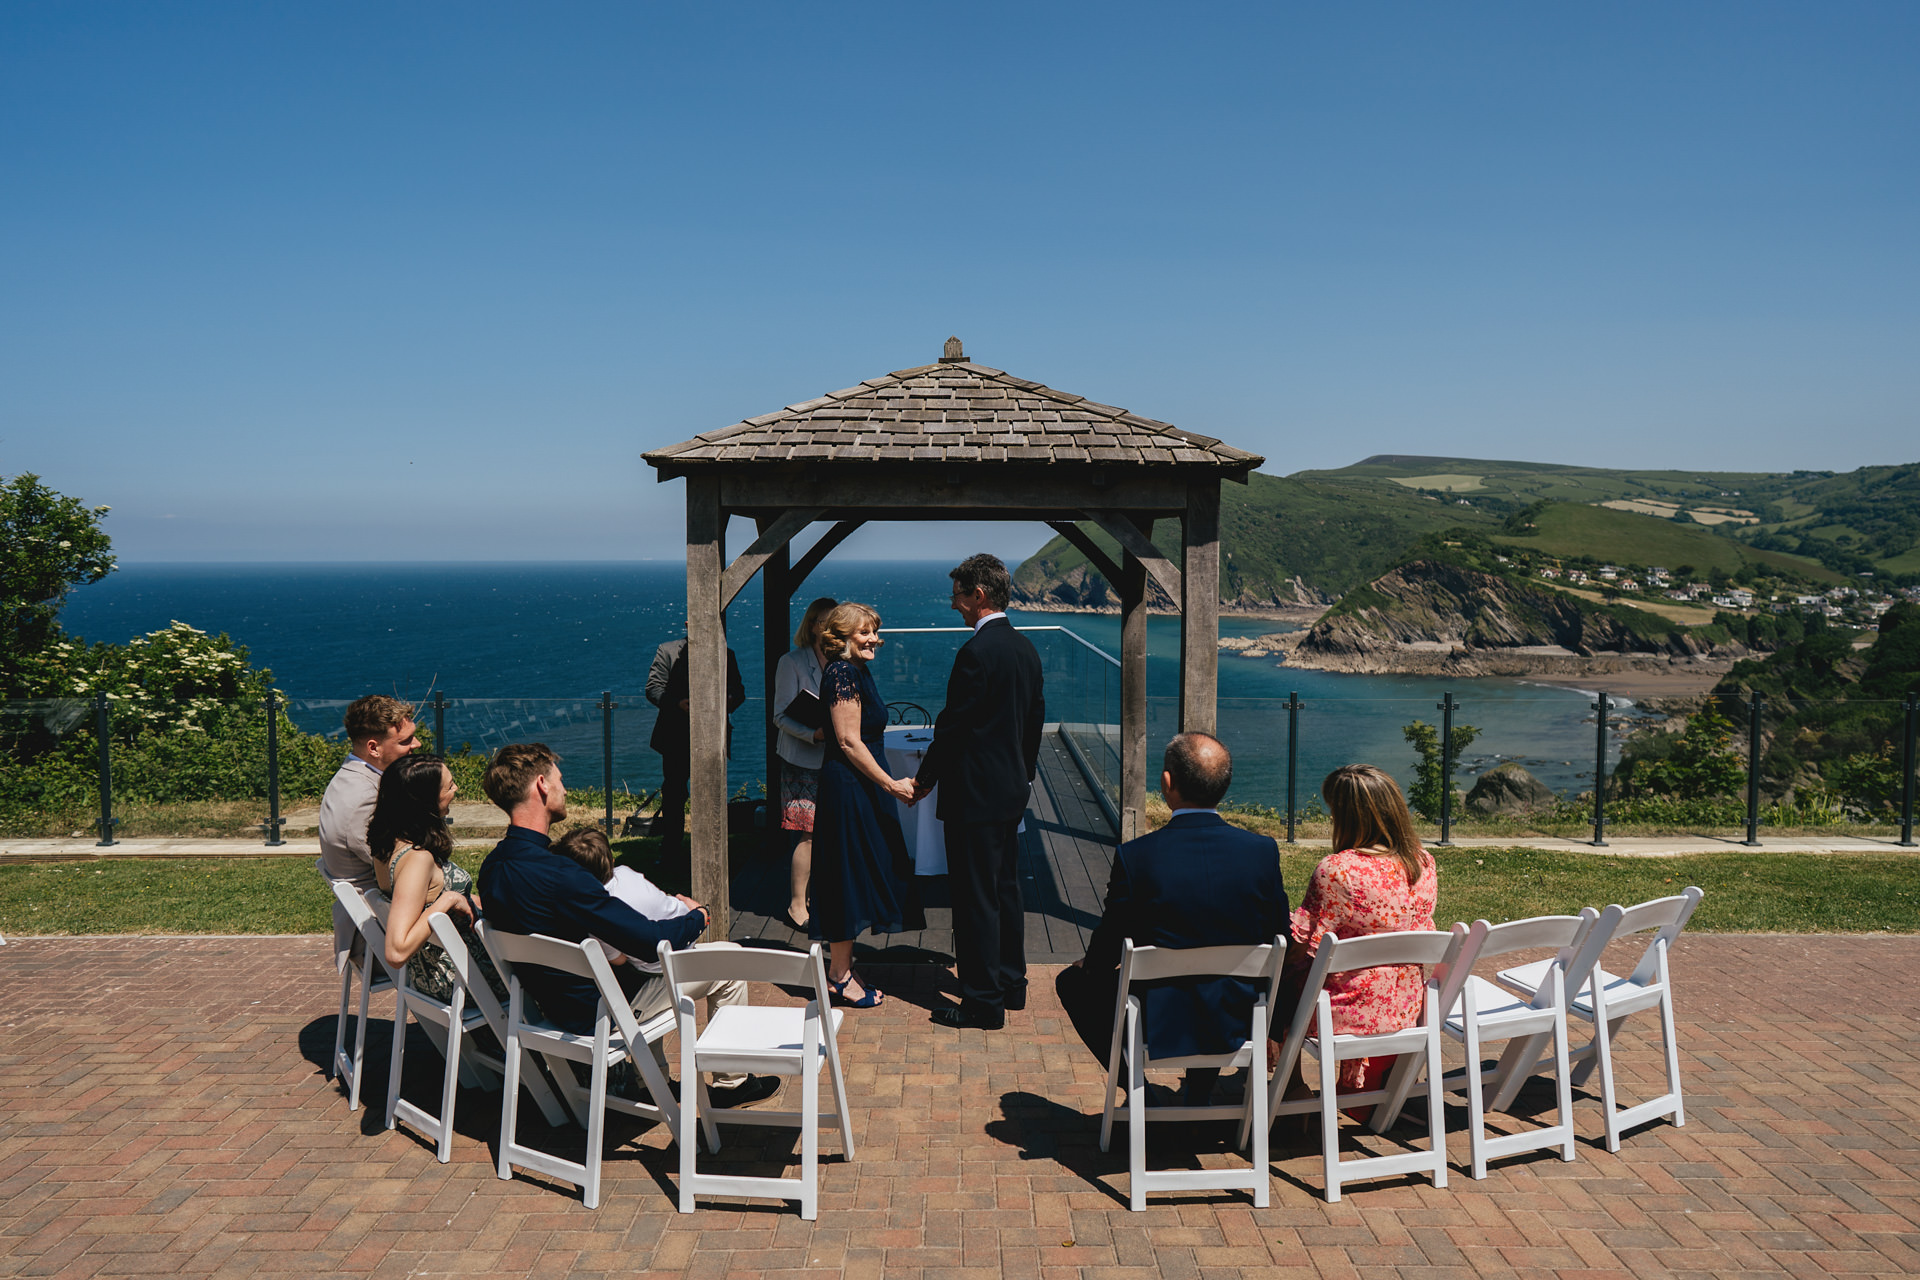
1043, 520, 1125, 589
1082, 509, 1184, 606
721, 508, 824, 609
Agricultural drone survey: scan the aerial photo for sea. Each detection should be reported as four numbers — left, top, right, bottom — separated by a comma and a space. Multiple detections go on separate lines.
58, 561, 1631, 809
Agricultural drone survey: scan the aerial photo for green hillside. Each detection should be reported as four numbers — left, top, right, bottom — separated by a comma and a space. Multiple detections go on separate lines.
1012, 471, 1500, 606
1491, 503, 1841, 582
1013, 454, 1917, 608
1294, 456, 1787, 508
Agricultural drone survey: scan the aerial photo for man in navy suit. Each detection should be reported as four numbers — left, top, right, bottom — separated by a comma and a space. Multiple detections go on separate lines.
1071, 732, 1290, 1099
913, 553, 1045, 1030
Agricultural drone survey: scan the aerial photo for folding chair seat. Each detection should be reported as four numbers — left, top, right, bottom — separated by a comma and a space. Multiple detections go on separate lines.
1495, 887, 1703, 1152
484, 926, 702, 1209
660, 941, 854, 1220
1096, 936, 1283, 1211
1258, 929, 1453, 1202
363, 908, 571, 1161
324, 873, 395, 1112
1381, 913, 1595, 1178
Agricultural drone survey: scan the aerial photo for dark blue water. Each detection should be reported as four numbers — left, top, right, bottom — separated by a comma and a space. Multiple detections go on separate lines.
60, 562, 1616, 805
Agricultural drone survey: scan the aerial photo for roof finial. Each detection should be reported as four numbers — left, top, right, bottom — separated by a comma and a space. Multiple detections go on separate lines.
939, 335, 966, 364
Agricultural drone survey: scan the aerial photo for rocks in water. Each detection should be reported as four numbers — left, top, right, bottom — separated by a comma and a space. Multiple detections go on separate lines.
1465, 763, 1558, 816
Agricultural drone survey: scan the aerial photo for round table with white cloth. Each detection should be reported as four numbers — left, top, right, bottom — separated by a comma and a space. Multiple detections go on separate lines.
881, 726, 945, 875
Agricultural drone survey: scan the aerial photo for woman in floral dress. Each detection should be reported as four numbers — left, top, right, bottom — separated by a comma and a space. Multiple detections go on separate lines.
1285, 762, 1439, 1095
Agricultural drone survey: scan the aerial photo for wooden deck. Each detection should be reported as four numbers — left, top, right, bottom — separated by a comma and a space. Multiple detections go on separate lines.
727, 726, 1118, 963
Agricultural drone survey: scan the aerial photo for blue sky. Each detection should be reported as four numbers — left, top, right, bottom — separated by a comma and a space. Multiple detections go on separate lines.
3, 2, 1915, 562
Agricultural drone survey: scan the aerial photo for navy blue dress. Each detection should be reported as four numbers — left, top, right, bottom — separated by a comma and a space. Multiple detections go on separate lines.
808, 660, 924, 941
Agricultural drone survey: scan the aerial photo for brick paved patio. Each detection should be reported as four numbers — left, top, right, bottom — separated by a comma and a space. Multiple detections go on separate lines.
2, 933, 1916, 1278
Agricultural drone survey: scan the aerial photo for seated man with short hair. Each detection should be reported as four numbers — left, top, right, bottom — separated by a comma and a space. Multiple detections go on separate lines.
475, 743, 778, 1107
1068, 732, 1291, 1102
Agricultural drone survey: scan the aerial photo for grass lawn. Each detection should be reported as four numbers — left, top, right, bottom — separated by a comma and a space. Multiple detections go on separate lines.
2, 840, 1914, 938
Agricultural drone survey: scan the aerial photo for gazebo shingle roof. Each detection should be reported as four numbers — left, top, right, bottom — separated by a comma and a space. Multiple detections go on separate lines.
645, 352, 1263, 475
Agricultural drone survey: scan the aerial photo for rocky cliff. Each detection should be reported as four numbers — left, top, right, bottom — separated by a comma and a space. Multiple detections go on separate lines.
1277, 559, 1726, 676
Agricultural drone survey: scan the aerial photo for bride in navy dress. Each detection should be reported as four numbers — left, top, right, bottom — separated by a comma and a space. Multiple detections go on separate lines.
808, 601, 924, 1007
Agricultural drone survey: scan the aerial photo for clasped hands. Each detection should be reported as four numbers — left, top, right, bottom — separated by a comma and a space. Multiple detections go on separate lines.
887, 776, 935, 806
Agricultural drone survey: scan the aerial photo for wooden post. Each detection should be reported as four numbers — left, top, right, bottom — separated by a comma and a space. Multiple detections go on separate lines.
685, 477, 730, 935
1119, 517, 1150, 842
1180, 481, 1220, 736
762, 525, 792, 856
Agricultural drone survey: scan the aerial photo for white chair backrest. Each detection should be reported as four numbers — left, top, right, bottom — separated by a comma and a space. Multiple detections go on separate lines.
484, 929, 641, 1041
1616, 887, 1704, 984
662, 943, 825, 991
425, 912, 504, 1015
1435, 911, 1598, 1014
331, 880, 389, 955
1320, 928, 1455, 975
1563, 888, 1702, 992
1122, 940, 1280, 984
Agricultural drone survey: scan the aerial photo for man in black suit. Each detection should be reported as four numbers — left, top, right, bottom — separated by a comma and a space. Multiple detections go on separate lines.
913, 553, 1045, 1030
1068, 732, 1290, 1100
645, 629, 746, 851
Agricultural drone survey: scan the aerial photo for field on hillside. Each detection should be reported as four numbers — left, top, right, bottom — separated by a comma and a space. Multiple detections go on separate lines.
1492, 502, 1839, 580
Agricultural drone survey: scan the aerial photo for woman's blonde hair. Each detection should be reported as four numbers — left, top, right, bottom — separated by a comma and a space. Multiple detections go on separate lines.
1322, 763, 1428, 886
818, 602, 882, 661
793, 597, 838, 649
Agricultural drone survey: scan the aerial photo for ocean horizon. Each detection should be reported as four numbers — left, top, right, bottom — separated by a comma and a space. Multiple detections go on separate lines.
58, 561, 1622, 807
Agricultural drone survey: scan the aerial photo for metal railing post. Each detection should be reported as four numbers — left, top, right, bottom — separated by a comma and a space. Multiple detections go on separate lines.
1742, 691, 1764, 847
1284, 691, 1301, 844
1899, 692, 1918, 849
430, 690, 448, 758
1590, 691, 1610, 848
600, 691, 617, 838
94, 691, 117, 847
262, 690, 285, 847
1437, 691, 1458, 846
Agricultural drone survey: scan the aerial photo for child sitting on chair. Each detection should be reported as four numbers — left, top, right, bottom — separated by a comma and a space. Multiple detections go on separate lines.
550, 826, 780, 1107
552, 827, 693, 974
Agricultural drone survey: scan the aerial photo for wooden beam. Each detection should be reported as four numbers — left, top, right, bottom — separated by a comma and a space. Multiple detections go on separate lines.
720, 471, 1192, 512
1180, 480, 1220, 736
1043, 520, 1123, 585
1084, 510, 1183, 608
685, 476, 730, 936
761, 521, 792, 858
720, 508, 822, 609
1119, 517, 1150, 843
784, 519, 865, 593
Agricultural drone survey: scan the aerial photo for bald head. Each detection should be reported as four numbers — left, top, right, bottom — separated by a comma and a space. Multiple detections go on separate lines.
1162, 732, 1232, 810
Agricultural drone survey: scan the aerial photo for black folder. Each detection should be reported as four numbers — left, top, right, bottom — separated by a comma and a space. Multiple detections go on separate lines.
782, 688, 827, 731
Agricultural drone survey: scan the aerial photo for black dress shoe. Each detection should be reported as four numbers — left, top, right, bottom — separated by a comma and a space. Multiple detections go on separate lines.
1002, 985, 1028, 1012
931, 1004, 1005, 1030
708, 1075, 781, 1108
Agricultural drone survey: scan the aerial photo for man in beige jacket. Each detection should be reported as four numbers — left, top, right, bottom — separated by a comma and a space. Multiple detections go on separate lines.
318, 695, 419, 969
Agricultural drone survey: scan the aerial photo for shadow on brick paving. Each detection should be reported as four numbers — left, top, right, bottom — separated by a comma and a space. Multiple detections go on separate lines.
1, 932, 1918, 1278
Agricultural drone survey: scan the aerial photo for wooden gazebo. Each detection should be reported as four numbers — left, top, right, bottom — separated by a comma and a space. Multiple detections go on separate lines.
644, 338, 1263, 931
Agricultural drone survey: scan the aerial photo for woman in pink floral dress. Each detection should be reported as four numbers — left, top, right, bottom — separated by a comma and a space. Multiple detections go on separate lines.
1285, 763, 1439, 1095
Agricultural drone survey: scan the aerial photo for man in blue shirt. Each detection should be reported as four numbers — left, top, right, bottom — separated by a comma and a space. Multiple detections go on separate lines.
476, 742, 778, 1106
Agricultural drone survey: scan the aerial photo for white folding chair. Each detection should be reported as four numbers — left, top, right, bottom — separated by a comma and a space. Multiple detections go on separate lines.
1095, 937, 1283, 1211
1258, 929, 1453, 1202
659, 941, 854, 1221
1381, 913, 1595, 1178
325, 875, 395, 1112
485, 927, 704, 1209
365, 907, 571, 1161
1495, 888, 1703, 1152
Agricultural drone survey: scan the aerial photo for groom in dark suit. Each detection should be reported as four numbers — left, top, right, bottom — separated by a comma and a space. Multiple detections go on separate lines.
914, 553, 1045, 1030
